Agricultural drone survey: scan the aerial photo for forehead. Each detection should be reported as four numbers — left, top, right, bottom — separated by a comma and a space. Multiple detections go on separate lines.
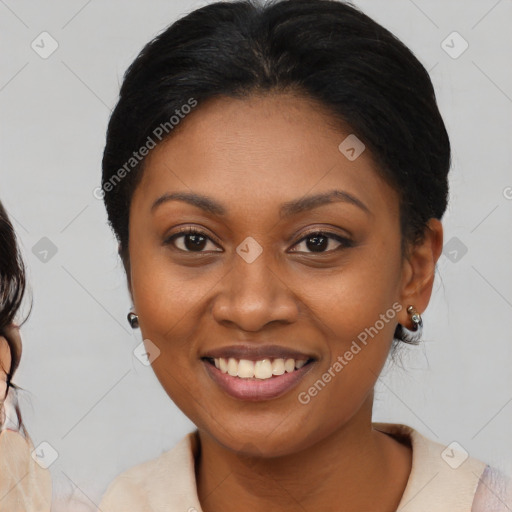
132, 92, 399, 221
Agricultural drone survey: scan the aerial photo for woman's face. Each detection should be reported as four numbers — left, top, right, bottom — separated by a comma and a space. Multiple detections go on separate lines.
127, 93, 439, 455
0, 335, 12, 400
0, 325, 20, 402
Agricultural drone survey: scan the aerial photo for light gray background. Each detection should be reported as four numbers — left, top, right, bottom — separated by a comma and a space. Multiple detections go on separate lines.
1, 0, 511, 509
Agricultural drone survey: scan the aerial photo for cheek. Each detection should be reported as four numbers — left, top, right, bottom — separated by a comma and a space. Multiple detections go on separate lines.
129, 240, 215, 335
299, 242, 401, 345
0, 338, 11, 399
291, 245, 401, 412
128, 245, 222, 408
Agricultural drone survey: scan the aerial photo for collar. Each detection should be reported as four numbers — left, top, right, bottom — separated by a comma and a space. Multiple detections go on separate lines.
104, 422, 487, 512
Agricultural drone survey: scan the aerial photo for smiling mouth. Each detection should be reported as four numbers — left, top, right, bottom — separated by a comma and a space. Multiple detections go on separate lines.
202, 356, 315, 380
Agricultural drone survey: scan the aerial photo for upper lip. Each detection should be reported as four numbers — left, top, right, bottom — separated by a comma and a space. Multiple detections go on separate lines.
201, 344, 316, 361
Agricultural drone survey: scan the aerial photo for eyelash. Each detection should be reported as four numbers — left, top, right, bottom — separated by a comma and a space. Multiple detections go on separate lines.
164, 226, 353, 254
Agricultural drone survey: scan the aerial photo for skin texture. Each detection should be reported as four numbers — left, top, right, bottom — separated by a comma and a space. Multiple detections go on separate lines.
1, 325, 20, 426
126, 92, 443, 512
0, 335, 11, 401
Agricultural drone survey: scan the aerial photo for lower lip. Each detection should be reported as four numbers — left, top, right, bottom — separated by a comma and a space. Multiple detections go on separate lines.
202, 359, 315, 402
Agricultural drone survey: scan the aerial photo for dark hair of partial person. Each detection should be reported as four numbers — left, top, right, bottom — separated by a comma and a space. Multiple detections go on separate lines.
0, 199, 31, 439
101, 0, 451, 354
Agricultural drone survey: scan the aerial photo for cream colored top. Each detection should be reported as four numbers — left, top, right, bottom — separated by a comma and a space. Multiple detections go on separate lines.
0, 429, 52, 512
98, 422, 512, 511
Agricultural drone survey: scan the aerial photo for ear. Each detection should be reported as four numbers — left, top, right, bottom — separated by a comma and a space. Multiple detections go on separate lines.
397, 218, 443, 328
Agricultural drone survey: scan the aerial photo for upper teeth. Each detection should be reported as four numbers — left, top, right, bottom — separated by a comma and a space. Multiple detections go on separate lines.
214, 357, 308, 379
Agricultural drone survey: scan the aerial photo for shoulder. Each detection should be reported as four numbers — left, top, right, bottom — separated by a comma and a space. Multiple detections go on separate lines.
98, 431, 202, 512
0, 429, 53, 512
373, 422, 489, 511
471, 465, 512, 511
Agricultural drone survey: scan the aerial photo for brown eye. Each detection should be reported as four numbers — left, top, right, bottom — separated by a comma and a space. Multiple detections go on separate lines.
165, 227, 222, 253
291, 231, 353, 254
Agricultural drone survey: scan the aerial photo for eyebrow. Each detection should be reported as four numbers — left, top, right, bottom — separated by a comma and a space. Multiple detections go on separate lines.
151, 189, 372, 218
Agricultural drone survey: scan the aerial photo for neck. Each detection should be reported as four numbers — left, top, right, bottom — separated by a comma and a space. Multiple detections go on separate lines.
195, 395, 412, 512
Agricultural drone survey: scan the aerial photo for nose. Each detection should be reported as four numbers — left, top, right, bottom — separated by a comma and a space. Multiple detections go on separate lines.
211, 251, 300, 332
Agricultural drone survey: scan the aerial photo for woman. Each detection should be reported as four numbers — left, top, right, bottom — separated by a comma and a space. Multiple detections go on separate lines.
0, 200, 52, 511
98, 0, 511, 510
